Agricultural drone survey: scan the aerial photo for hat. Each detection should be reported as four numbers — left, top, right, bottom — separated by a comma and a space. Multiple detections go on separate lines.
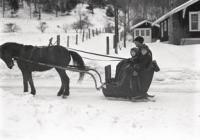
131, 47, 139, 52
134, 36, 144, 44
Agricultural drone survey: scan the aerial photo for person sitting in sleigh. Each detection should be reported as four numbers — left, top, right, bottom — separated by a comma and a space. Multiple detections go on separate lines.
132, 36, 160, 99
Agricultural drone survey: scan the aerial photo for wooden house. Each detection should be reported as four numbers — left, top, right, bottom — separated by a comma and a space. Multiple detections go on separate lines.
153, 0, 200, 45
131, 20, 160, 43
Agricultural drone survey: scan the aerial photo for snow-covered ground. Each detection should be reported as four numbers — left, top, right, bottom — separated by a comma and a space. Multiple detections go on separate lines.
1, 4, 200, 140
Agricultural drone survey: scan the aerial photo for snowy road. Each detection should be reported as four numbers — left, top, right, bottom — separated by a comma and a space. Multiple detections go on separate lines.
1, 84, 200, 140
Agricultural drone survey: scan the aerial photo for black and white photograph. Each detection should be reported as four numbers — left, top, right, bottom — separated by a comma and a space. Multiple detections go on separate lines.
0, 0, 200, 140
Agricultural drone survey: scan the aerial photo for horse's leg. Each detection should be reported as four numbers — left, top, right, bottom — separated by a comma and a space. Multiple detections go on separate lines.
27, 72, 36, 95
57, 83, 64, 96
56, 69, 70, 98
55, 68, 65, 96
63, 73, 70, 98
21, 70, 29, 92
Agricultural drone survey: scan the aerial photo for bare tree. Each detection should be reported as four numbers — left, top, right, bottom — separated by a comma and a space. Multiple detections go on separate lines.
2, 0, 5, 18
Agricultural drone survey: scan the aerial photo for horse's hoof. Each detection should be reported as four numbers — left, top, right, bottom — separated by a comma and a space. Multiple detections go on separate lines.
57, 93, 62, 96
62, 95, 68, 99
30, 91, 36, 96
57, 91, 64, 96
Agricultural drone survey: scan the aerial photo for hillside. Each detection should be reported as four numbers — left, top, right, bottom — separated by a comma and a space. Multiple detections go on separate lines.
0, 3, 112, 33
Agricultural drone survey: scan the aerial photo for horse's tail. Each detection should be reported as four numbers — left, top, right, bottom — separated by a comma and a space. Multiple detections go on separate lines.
69, 50, 85, 81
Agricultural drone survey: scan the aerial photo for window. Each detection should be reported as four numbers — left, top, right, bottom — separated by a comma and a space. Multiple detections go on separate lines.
164, 20, 167, 31
189, 11, 200, 31
146, 30, 150, 36
161, 22, 164, 37
141, 30, 145, 36
135, 30, 139, 36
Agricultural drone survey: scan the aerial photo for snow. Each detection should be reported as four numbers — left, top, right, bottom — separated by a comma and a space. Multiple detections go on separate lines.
153, 0, 200, 24
130, 20, 159, 31
1, 4, 200, 140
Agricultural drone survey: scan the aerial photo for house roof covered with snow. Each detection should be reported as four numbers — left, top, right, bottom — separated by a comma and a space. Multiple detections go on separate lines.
130, 20, 159, 30
152, 0, 200, 25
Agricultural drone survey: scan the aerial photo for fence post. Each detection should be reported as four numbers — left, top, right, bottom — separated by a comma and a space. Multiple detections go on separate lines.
113, 34, 118, 54
76, 34, 78, 45
86, 32, 88, 40
89, 29, 91, 39
57, 35, 60, 46
67, 36, 69, 47
113, 34, 116, 49
92, 29, 95, 37
96, 28, 98, 35
106, 36, 109, 55
82, 30, 85, 42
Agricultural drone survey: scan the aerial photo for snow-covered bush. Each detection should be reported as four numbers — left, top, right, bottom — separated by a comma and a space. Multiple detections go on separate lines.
72, 15, 92, 31
37, 22, 48, 33
105, 23, 114, 33
3, 23, 20, 33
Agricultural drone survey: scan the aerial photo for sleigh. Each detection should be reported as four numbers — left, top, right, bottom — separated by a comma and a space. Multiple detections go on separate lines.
16, 57, 159, 99
102, 60, 160, 98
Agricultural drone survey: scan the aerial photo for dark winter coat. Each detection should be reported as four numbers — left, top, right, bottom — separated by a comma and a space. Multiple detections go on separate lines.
136, 44, 152, 71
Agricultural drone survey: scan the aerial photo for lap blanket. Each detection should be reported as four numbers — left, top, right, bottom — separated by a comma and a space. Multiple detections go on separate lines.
102, 59, 155, 98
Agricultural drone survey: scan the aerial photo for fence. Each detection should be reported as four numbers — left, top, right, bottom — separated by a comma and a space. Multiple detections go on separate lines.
51, 27, 123, 56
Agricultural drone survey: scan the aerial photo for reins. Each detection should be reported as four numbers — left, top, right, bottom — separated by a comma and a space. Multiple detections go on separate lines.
82, 56, 122, 61
67, 47, 126, 60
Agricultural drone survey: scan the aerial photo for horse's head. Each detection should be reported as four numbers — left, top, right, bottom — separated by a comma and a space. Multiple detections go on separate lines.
0, 43, 15, 69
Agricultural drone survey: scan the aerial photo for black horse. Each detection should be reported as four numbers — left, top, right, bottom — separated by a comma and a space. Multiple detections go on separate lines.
0, 42, 85, 98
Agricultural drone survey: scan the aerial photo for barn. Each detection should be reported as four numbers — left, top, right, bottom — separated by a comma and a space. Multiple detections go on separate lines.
153, 0, 200, 45
131, 20, 160, 43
